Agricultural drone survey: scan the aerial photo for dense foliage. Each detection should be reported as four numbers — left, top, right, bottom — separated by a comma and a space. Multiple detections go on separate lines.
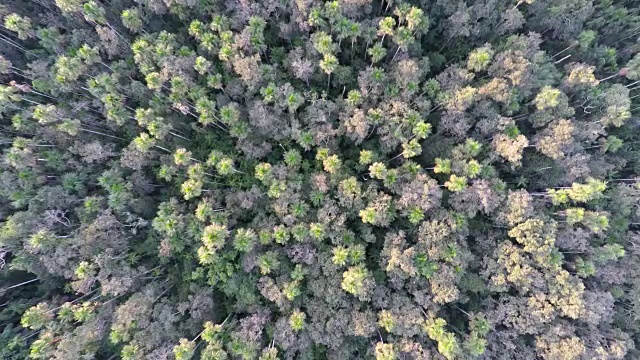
2, 0, 640, 359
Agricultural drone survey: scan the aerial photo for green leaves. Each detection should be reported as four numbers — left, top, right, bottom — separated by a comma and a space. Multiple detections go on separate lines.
21, 303, 52, 330
412, 121, 432, 139
378, 17, 396, 38
406, 7, 429, 32
322, 154, 342, 173
534, 86, 563, 111
595, 243, 625, 263
82, 1, 106, 24
29, 332, 54, 359
603, 135, 623, 153
433, 158, 452, 174
346, 90, 362, 106
172, 338, 195, 360
282, 149, 301, 168
377, 310, 395, 332
407, 207, 425, 224
625, 53, 640, 80
445, 175, 467, 192
273, 225, 289, 244
257, 251, 280, 275
332, 244, 366, 267
285, 91, 304, 113
415, 253, 439, 278
27, 230, 56, 250
332, 246, 350, 266
202, 223, 229, 251
133, 132, 155, 152
375, 342, 396, 360
341, 265, 374, 300
216, 158, 236, 176
289, 310, 306, 332
4, 13, 33, 40
233, 228, 256, 252
254, 162, 272, 183
575, 257, 595, 277
54, 55, 86, 83
194, 56, 212, 74
547, 178, 607, 205
424, 316, 461, 360
368, 43, 387, 64
55, 0, 84, 13
145, 72, 163, 90
463, 331, 487, 356
467, 46, 494, 72
1, 2, 639, 359
312, 31, 335, 55
74, 261, 96, 279
600, 84, 631, 127
121, 8, 142, 32
369, 162, 387, 179
401, 139, 422, 158
319, 54, 338, 75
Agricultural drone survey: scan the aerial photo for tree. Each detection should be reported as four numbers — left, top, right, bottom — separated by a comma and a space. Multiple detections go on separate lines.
492, 134, 529, 166
536, 119, 574, 160
173, 339, 195, 360
547, 178, 607, 205
536, 330, 585, 360
600, 84, 631, 127
534, 87, 563, 111
121, 8, 143, 32
368, 43, 387, 64
320, 54, 339, 80
565, 63, 599, 88
4, 14, 33, 40
378, 17, 396, 43
375, 342, 396, 360
1, 1, 639, 359
625, 54, 640, 80
289, 310, 306, 332
202, 223, 229, 251
341, 265, 375, 301
425, 316, 460, 360
467, 46, 494, 72
445, 175, 467, 192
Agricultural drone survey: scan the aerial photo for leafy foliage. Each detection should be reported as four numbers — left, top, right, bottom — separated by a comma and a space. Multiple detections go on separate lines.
1, 0, 640, 359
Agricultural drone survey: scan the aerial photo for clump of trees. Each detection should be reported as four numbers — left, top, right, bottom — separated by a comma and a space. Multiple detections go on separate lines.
1, 0, 640, 359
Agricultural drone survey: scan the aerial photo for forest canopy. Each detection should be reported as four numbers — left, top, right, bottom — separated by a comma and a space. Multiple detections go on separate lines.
2, 0, 640, 359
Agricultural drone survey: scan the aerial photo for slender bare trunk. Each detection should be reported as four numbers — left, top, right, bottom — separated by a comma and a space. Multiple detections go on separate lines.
552, 43, 577, 58
4, 278, 39, 291
513, 0, 524, 10
599, 73, 619, 82
391, 46, 401, 62
554, 54, 571, 64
